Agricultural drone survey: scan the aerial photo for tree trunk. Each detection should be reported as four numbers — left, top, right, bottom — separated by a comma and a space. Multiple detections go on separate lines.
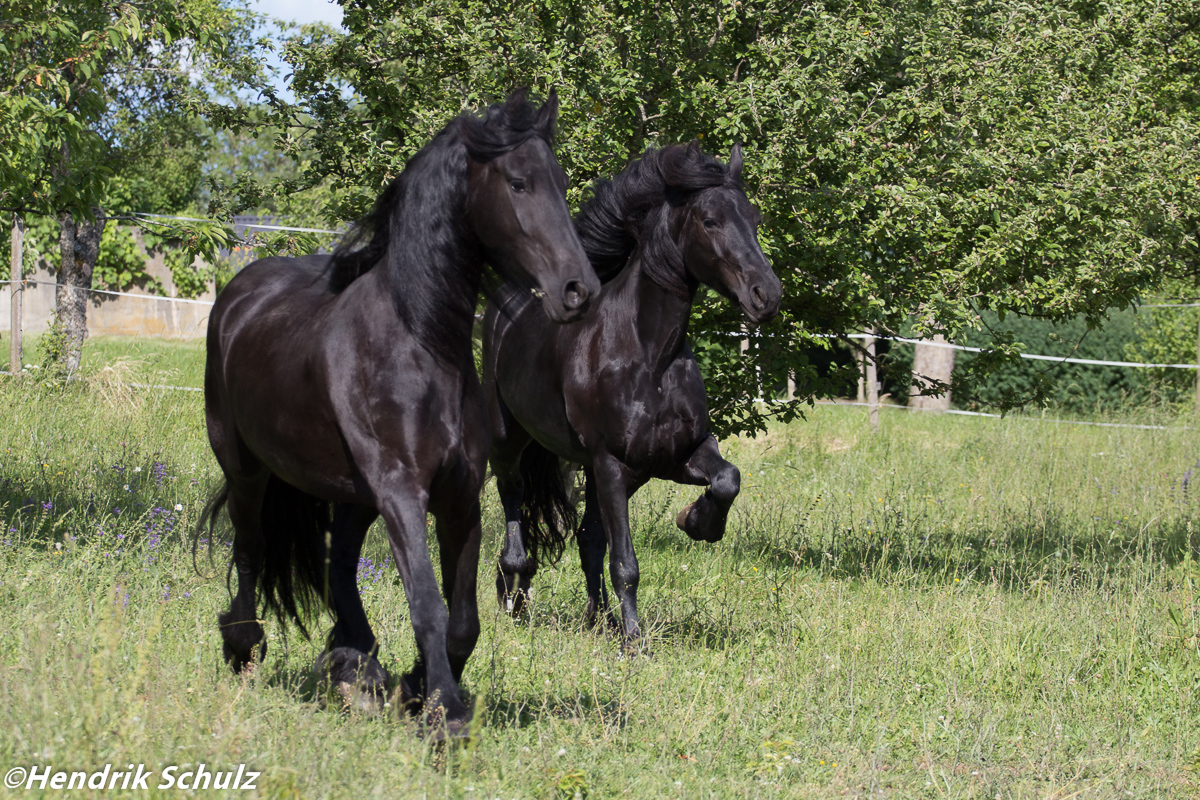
909, 335, 955, 412
56, 209, 106, 380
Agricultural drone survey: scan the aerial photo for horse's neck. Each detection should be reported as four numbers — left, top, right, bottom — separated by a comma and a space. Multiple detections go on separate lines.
619, 257, 695, 373
381, 223, 482, 368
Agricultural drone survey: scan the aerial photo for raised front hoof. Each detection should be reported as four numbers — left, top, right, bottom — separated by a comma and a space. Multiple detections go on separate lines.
675, 499, 727, 543
495, 567, 533, 617
218, 611, 265, 673
314, 647, 390, 715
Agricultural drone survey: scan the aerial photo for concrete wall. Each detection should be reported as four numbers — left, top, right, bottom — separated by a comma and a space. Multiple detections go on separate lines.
0, 227, 216, 347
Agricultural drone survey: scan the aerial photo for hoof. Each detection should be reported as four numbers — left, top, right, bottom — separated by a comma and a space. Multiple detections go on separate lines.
675, 497, 725, 543
393, 671, 426, 715
495, 567, 532, 617
419, 698, 472, 742
622, 636, 653, 660
581, 597, 615, 632
433, 718, 472, 742
218, 610, 265, 673
675, 502, 695, 531
315, 647, 389, 715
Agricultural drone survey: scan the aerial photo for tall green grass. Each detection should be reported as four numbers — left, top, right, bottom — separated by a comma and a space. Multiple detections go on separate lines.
0, 340, 1196, 798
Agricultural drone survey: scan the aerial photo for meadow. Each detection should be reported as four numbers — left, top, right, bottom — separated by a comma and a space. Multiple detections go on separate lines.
0, 336, 1197, 799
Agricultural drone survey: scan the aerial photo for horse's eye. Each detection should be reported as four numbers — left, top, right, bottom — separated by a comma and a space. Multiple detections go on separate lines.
703, 218, 718, 229
510, 179, 527, 193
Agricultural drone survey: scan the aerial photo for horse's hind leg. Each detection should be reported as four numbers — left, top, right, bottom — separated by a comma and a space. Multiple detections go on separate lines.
315, 503, 389, 711
576, 469, 613, 630
218, 479, 269, 672
670, 435, 740, 543
490, 429, 535, 615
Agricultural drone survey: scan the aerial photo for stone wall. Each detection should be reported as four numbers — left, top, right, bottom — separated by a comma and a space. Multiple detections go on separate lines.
0, 227, 216, 346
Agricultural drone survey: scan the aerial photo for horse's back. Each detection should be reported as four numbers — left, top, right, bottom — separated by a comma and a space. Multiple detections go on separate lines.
210, 255, 333, 337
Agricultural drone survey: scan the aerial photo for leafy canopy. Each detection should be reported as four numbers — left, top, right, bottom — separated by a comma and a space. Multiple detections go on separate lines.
216, 0, 1200, 433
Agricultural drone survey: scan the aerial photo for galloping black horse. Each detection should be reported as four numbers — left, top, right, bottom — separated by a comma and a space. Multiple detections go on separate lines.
483, 142, 782, 644
200, 92, 598, 735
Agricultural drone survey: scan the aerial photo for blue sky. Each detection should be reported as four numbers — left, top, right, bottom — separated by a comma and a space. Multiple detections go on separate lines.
250, 0, 343, 28
248, 0, 345, 99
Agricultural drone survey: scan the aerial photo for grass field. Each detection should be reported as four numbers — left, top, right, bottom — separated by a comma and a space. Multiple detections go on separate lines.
0, 336, 1197, 798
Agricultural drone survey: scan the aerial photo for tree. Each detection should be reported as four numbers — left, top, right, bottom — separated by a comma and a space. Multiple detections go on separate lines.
0, 0, 265, 377
217, 0, 1200, 432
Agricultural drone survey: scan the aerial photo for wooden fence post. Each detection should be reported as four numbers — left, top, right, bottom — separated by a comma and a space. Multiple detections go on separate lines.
865, 329, 879, 432
10, 214, 23, 375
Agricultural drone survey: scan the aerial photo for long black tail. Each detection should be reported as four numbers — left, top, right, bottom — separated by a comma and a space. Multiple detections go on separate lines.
194, 484, 230, 576
195, 476, 332, 640
258, 474, 331, 638
518, 441, 578, 567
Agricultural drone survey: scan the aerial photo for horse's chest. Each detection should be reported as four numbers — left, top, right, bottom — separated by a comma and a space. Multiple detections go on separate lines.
618, 372, 706, 470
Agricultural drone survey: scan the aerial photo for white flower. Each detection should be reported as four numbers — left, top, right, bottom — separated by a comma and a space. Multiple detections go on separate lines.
174, 504, 183, 511
133, 467, 142, 473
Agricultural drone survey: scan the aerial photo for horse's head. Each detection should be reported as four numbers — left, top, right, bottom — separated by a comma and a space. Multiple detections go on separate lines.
667, 143, 781, 325
464, 91, 599, 323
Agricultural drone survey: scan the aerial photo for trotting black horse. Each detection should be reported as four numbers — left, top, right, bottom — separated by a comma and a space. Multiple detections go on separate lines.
199, 91, 599, 735
482, 141, 781, 645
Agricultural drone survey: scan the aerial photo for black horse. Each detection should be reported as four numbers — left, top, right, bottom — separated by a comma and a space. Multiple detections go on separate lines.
199, 92, 599, 735
482, 142, 782, 645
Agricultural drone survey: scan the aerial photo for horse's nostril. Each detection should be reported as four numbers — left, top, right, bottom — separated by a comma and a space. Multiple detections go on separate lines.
751, 284, 767, 310
562, 279, 589, 311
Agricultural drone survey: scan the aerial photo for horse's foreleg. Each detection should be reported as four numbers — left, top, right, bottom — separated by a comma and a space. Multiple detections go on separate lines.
591, 456, 643, 647
380, 492, 470, 734
219, 481, 268, 672
669, 435, 740, 543
435, 501, 483, 683
315, 503, 388, 710
576, 469, 611, 629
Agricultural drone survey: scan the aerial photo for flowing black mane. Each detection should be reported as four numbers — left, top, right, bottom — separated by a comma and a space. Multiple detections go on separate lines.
325, 92, 557, 361
575, 143, 738, 296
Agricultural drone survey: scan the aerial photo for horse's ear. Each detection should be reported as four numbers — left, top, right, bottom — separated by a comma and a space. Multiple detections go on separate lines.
685, 139, 703, 161
534, 88, 559, 139
505, 87, 530, 114
729, 143, 743, 180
